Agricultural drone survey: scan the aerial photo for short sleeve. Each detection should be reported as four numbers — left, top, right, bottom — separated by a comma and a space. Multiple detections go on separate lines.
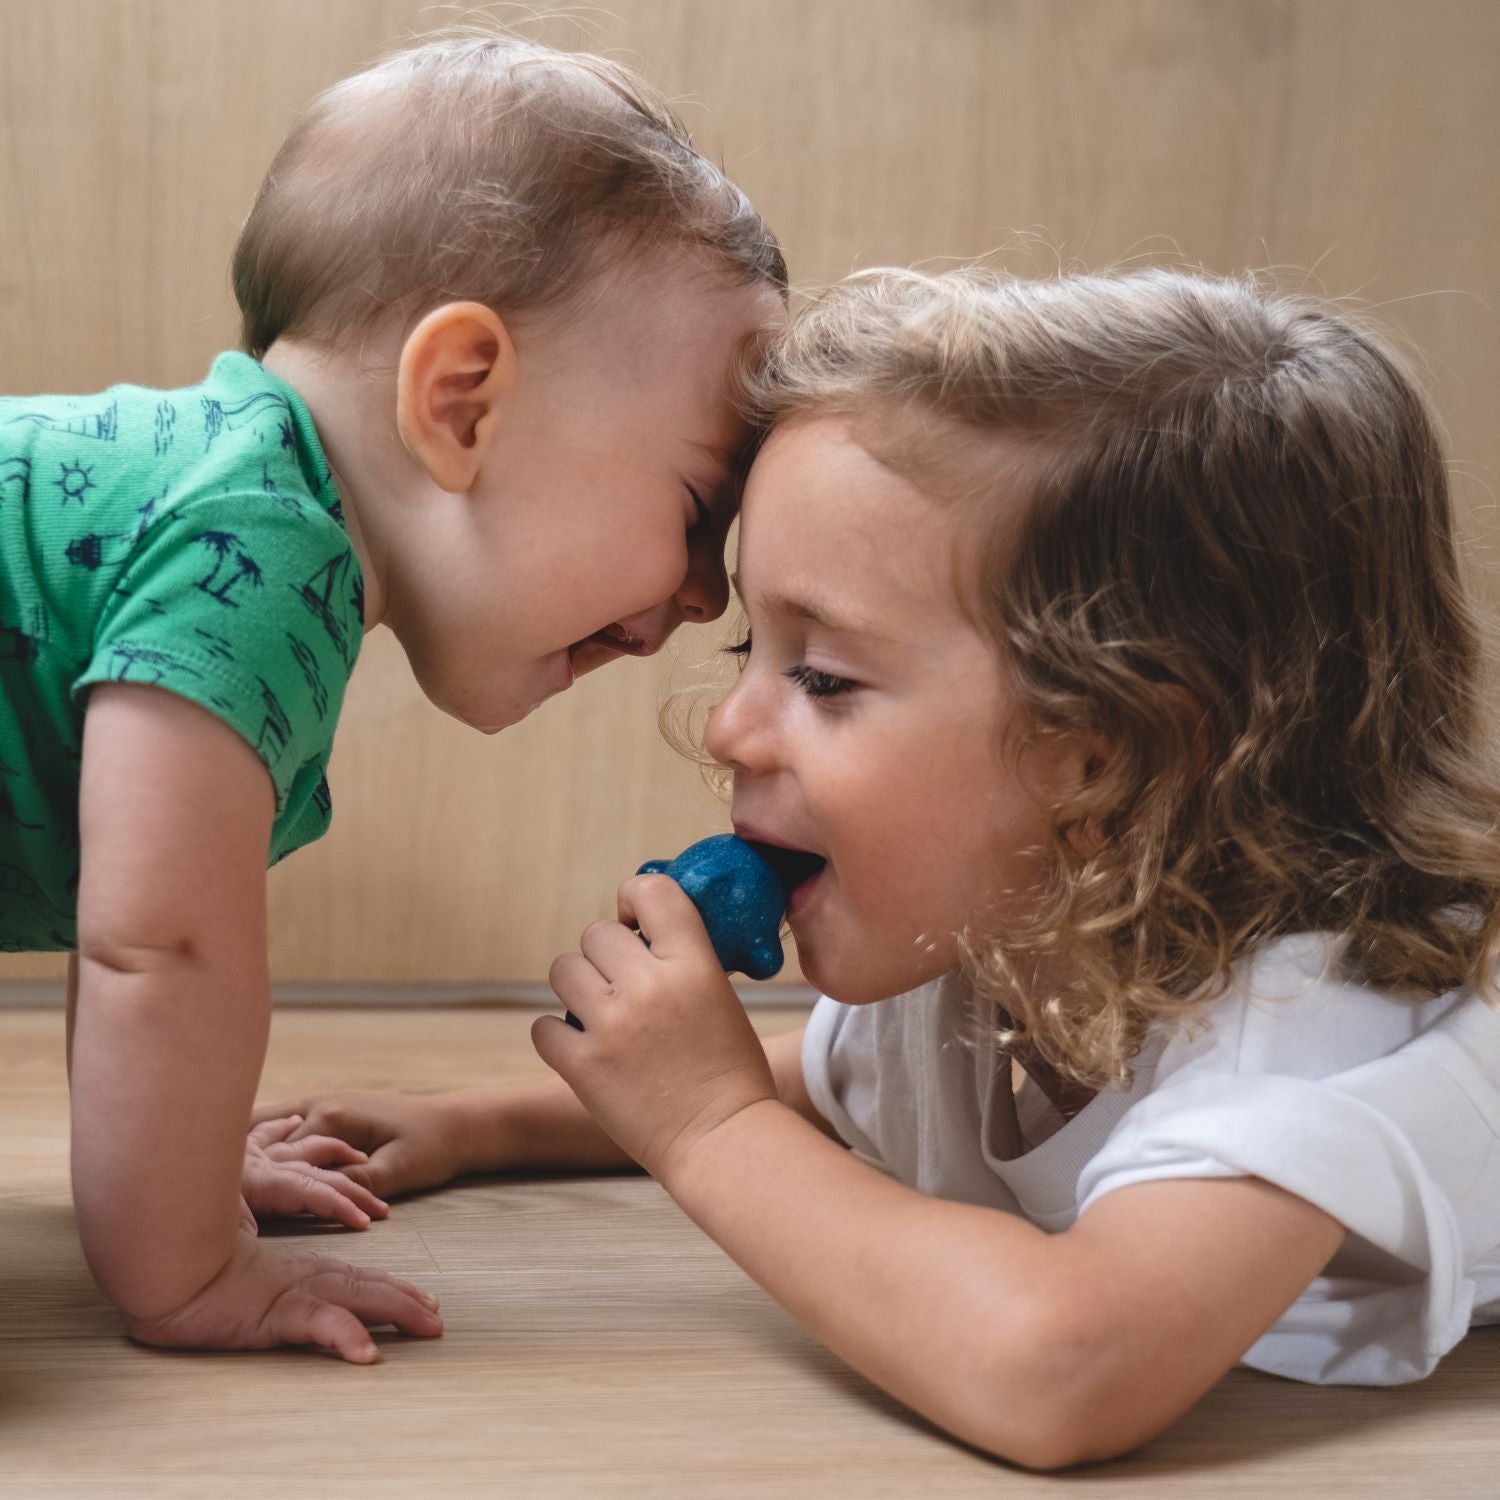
1075, 1032, 1495, 1383
71, 491, 361, 820
803, 996, 887, 1160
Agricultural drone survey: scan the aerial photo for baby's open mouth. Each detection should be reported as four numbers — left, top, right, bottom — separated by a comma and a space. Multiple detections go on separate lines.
572, 623, 650, 659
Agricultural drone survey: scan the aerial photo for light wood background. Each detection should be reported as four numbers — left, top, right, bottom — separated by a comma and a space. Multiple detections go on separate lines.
2, 0, 1496, 983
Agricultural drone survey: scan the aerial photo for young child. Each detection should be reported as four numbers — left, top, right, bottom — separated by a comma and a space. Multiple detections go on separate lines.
262, 265, 1500, 1461
0, 35, 785, 1363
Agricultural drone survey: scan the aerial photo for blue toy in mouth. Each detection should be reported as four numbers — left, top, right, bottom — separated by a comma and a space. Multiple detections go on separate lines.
564, 834, 799, 1030
638, 833, 789, 980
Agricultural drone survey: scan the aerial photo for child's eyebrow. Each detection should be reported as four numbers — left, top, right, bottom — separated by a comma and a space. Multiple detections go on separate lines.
729, 572, 896, 643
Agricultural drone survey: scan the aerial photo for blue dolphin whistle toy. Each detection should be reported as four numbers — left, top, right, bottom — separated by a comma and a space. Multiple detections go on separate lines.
563, 834, 791, 1030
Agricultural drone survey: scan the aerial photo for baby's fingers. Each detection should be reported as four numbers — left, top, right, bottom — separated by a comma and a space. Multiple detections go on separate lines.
269, 1293, 383, 1364
250, 1099, 308, 1127
308, 1167, 388, 1220
246, 1163, 387, 1228
294, 1175, 382, 1230
273, 1271, 443, 1362
248, 1116, 302, 1150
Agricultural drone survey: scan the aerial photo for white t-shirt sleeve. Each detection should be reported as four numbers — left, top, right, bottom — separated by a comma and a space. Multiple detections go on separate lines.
1076, 993, 1500, 1384
802, 994, 887, 1163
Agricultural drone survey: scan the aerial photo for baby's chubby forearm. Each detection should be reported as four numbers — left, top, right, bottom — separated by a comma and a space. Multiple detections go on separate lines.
70, 946, 270, 1322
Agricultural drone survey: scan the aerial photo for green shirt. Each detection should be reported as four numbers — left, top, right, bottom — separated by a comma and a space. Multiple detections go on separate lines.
0, 353, 363, 951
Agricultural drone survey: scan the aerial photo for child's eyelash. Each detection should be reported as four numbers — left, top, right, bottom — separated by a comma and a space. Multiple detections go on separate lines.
786, 663, 857, 699
722, 632, 857, 699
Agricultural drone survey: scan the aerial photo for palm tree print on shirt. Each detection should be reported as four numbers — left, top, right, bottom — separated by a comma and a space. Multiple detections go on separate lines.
193, 530, 265, 607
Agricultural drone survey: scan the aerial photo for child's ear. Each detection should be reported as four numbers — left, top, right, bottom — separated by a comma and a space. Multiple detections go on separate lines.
396, 302, 517, 493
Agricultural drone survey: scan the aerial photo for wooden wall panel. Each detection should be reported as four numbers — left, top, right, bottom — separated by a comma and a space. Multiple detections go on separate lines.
2, 0, 1496, 981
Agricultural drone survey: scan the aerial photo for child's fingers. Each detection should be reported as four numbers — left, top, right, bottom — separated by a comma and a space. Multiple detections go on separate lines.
577, 919, 652, 981
265, 1133, 369, 1169
238, 1196, 260, 1236
617, 873, 713, 959
548, 949, 609, 1019
331, 1138, 440, 1200
281, 1101, 382, 1153
532, 1012, 584, 1075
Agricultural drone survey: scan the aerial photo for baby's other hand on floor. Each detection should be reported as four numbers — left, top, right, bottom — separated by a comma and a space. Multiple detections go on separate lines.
125, 1233, 442, 1363
241, 1115, 389, 1230
250, 1092, 476, 1200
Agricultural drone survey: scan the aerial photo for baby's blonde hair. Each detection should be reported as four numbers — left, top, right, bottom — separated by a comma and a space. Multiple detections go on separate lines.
747, 266, 1500, 1087
232, 34, 785, 357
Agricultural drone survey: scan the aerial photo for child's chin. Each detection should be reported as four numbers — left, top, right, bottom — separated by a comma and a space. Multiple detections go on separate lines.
797, 947, 919, 1006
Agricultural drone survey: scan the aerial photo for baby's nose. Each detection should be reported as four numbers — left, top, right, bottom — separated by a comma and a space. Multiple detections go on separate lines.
678, 535, 731, 623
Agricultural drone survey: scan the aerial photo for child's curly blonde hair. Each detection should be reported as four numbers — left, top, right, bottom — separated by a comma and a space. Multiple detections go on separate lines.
744, 266, 1500, 1088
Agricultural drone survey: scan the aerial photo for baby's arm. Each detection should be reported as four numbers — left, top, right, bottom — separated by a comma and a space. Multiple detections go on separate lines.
71, 684, 440, 1357
257, 1025, 831, 1199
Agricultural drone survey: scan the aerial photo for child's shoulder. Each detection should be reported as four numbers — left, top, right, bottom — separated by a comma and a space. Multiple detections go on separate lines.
1155, 932, 1491, 1090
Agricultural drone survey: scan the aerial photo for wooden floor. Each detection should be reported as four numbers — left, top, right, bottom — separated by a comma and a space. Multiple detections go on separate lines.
1, 1007, 1497, 1498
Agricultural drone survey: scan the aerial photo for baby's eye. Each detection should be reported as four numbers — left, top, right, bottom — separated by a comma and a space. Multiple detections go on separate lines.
723, 632, 752, 660
787, 663, 857, 700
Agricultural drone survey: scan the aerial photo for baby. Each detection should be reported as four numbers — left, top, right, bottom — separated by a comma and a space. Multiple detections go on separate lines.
0, 35, 785, 1361
271, 266, 1500, 1461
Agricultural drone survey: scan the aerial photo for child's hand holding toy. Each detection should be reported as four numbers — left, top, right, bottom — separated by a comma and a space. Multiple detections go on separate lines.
535, 836, 793, 1182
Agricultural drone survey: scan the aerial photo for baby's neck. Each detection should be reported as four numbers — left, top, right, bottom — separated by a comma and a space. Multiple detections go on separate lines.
260, 338, 408, 633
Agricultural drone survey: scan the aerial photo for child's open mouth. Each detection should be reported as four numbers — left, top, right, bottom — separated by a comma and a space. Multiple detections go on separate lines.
746, 841, 828, 912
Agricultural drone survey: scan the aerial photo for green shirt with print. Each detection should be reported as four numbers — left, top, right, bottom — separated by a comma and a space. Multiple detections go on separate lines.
0, 353, 363, 951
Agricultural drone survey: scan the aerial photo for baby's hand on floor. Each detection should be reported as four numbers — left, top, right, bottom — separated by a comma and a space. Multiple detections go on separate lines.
125, 1233, 442, 1363
241, 1115, 389, 1231
250, 1092, 476, 1200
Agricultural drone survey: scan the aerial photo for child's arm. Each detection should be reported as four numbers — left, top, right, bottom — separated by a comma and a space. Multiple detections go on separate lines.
254, 1024, 832, 1199
71, 684, 441, 1358
538, 876, 1347, 1471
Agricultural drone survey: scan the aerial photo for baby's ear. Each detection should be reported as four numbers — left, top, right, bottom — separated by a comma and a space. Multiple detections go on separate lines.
396, 302, 516, 492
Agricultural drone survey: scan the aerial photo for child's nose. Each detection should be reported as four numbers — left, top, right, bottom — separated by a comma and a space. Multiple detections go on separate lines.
705, 671, 767, 773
